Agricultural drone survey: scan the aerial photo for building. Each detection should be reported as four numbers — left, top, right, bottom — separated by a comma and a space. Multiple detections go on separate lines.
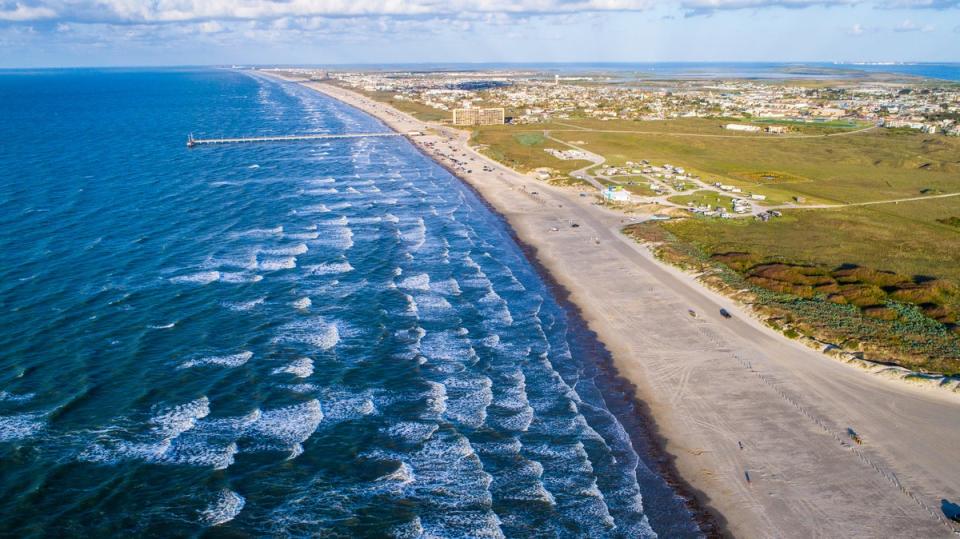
724, 123, 762, 132
602, 186, 632, 203
452, 107, 505, 126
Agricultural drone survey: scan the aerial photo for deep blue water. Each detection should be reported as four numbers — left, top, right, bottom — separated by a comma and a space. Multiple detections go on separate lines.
0, 69, 700, 537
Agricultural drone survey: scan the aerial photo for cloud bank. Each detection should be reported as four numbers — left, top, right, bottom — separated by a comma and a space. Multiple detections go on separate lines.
1, 0, 957, 25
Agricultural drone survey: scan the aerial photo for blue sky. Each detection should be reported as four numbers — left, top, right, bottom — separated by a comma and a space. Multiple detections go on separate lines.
0, 1, 958, 67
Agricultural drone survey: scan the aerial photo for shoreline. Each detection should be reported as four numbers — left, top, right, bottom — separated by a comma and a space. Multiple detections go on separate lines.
411, 133, 724, 535
271, 72, 960, 537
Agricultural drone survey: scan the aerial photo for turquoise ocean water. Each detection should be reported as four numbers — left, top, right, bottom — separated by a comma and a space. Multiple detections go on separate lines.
0, 69, 701, 537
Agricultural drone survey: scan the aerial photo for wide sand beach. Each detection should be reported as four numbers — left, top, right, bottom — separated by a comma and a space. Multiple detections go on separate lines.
269, 72, 960, 538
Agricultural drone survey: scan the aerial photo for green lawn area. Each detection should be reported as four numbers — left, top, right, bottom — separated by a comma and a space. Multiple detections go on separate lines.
621, 182, 659, 196
471, 126, 592, 174
668, 190, 736, 209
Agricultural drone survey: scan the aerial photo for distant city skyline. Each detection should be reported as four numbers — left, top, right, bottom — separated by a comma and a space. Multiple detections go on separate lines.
1, 1, 959, 67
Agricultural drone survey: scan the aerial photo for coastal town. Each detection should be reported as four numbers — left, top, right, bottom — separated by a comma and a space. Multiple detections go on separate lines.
262, 67, 960, 222
307, 69, 960, 135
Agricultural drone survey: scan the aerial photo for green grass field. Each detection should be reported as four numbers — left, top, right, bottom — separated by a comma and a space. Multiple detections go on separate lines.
668, 190, 737, 209
471, 126, 592, 174
662, 198, 960, 283
548, 123, 960, 205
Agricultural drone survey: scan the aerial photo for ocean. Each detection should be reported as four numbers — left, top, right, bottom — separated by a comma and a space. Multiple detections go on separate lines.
0, 69, 701, 537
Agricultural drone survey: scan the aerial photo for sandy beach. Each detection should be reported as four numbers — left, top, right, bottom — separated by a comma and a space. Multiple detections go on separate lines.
287, 76, 960, 537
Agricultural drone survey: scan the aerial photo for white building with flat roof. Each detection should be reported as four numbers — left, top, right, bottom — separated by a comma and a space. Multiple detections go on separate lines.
724, 123, 762, 132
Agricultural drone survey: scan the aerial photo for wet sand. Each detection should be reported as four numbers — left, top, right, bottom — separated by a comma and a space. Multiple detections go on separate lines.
286, 75, 960, 538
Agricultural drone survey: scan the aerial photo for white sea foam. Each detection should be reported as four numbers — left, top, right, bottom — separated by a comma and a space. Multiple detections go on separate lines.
287, 442, 304, 460
150, 397, 211, 438
260, 243, 308, 256
311, 226, 353, 250
383, 422, 439, 444
285, 231, 320, 240
0, 391, 35, 402
163, 437, 239, 470
0, 412, 45, 441
304, 262, 353, 275
274, 317, 340, 350
291, 297, 311, 310
246, 399, 323, 445
413, 294, 453, 319
301, 203, 331, 214
258, 256, 297, 271
377, 461, 415, 486
443, 375, 493, 428
200, 489, 245, 526
178, 352, 252, 370
222, 297, 266, 311
420, 330, 477, 364
271, 357, 314, 378
232, 226, 283, 239
431, 278, 461, 296
303, 187, 338, 195
169, 271, 220, 285
219, 272, 263, 283
349, 216, 382, 224
391, 517, 425, 539
147, 322, 176, 330
278, 383, 319, 394
318, 216, 348, 226
423, 381, 448, 415
399, 273, 430, 291
472, 439, 523, 456
401, 217, 426, 250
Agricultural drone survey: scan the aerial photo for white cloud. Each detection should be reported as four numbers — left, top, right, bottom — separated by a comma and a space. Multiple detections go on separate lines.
0, 2, 57, 21
682, 0, 855, 10
1, 0, 956, 24
848, 22, 865, 34
0, 0, 662, 24
880, 0, 959, 7
893, 18, 935, 30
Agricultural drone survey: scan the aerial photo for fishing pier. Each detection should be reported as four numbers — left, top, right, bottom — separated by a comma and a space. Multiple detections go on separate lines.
186, 132, 413, 148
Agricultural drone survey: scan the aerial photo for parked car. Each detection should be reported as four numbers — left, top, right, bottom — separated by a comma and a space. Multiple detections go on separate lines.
719, 308, 732, 319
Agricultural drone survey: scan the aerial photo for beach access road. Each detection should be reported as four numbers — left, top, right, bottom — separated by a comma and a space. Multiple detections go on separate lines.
300, 79, 960, 538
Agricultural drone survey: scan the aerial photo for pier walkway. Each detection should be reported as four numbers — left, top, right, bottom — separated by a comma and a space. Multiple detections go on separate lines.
187, 132, 409, 147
